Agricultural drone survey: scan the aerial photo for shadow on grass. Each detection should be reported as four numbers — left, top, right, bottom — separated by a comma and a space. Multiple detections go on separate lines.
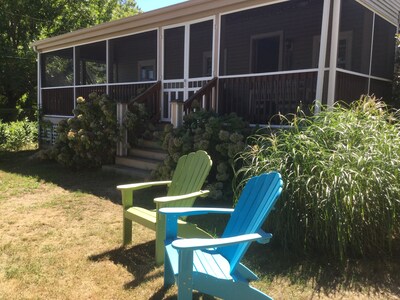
89, 241, 160, 290
0, 150, 165, 207
246, 243, 400, 297
2, 150, 400, 298
88, 241, 216, 299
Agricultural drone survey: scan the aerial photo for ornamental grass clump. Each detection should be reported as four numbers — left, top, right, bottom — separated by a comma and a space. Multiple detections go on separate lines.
234, 96, 400, 260
50, 93, 119, 169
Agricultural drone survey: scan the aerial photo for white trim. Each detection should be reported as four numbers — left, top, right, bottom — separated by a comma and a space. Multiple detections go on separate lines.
42, 86, 75, 90
219, 0, 289, 18
73, 46, 77, 107
219, 68, 319, 79
157, 28, 161, 81
367, 13, 376, 93
38, 27, 160, 54
184, 23, 190, 85
108, 80, 158, 86
106, 40, 110, 94
215, 13, 221, 78
43, 114, 74, 118
337, 68, 392, 82
315, 0, 331, 113
37, 52, 42, 112
354, 0, 399, 26
162, 16, 215, 31
327, 0, 342, 107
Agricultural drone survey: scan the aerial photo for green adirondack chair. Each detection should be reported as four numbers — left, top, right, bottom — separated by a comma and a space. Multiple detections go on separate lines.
117, 150, 213, 264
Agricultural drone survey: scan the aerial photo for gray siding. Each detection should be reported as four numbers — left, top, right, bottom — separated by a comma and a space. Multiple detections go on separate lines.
358, 0, 400, 25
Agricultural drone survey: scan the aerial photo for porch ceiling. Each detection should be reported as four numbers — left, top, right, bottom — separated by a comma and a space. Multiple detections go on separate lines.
32, 0, 279, 53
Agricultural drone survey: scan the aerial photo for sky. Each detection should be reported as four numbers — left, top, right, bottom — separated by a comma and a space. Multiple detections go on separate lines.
136, 0, 188, 12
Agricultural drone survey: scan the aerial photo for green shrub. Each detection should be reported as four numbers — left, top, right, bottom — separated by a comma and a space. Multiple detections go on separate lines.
123, 102, 155, 146
49, 93, 119, 169
234, 96, 400, 260
0, 119, 38, 151
154, 110, 253, 201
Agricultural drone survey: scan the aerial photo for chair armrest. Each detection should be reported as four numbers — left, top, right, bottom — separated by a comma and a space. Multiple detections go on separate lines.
159, 207, 234, 217
117, 180, 172, 191
154, 190, 210, 204
171, 231, 273, 250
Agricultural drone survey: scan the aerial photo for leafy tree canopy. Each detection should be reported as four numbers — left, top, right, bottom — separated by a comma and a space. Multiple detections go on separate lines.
0, 0, 140, 120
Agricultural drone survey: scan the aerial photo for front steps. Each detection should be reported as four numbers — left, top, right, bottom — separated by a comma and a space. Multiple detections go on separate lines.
103, 140, 167, 179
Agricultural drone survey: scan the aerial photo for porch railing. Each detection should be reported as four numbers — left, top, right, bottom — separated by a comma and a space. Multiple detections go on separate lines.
128, 81, 161, 121
109, 82, 156, 103
184, 77, 218, 114
76, 85, 107, 100
218, 71, 318, 124
41, 87, 74, 116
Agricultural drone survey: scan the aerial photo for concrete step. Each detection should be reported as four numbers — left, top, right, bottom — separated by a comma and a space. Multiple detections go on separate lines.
128, 147, 167, 161
102, 164, 151, 179
115, 156, 160, 171
140, 139, 164, 150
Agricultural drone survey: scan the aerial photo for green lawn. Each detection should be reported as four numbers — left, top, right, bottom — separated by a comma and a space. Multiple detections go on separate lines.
0, 150, 399, 299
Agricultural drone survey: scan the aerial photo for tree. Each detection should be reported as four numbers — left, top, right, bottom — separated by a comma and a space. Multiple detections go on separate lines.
0, 0, 140, 121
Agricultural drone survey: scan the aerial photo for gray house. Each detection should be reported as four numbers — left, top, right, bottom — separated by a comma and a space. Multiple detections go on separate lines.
32, 0, 399, 141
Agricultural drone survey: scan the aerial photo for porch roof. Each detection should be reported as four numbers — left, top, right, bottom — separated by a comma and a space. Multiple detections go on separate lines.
32, 0, 277, 53
32, 0, 399, 53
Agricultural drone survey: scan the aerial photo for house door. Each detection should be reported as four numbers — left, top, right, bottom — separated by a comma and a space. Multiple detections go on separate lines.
162, 19, 214, 121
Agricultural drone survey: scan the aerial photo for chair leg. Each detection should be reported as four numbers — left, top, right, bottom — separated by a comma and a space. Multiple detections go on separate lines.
164, 254, 175, 288
155, 235, 165, 265
177, 249, 194, 300
155, 213, 166, 264
122, 217, 132, 246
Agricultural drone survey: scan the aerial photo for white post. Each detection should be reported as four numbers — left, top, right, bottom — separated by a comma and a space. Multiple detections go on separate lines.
170, 100, 184, 128
327, 0, 342, 107
315, 0, 331, 113
117, 102, 128, 157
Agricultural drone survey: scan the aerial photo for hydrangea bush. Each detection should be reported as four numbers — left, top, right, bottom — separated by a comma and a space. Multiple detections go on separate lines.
49, 93, 119, 169
154, 110, 253, 201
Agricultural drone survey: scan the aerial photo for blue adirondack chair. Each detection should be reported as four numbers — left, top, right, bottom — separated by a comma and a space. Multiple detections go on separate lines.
160, 172, 283, 300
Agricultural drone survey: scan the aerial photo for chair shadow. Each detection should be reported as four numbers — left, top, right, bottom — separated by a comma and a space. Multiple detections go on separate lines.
89, 241, 217, 299
89, 240, 162, 290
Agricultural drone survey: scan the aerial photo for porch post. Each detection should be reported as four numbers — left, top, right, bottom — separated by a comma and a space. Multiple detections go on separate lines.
327, 0, 342, 107
117, 102, 128, 157
213, 14, 221, 112
315, 0, 331, 113
170, 100, 184, 128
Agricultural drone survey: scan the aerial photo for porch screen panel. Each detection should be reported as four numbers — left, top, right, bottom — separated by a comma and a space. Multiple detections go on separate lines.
219, 0, 324, 76
338, 0, 373, 74
109, 30, 157, 83
164, 27, 184, 80
369, 79, 393, 104
189, 20, 213, 78
335, 71, 368, 103
41, 48, 73, 87
76, 41, 106, 85
370, 15, 396, 80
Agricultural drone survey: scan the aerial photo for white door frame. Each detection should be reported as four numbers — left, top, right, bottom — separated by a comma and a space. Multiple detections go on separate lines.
161, 17, 215, 121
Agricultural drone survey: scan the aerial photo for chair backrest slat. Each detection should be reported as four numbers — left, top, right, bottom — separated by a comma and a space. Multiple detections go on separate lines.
220, 172, 283, 271
166, 150, 212, 208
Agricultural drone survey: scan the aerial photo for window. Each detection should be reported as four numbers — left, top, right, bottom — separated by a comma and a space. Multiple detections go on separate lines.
312, 31, 353, 69
138, 60, 156, 81
250, 33, 283, 73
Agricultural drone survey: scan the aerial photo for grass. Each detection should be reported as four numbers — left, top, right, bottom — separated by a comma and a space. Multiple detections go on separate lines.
0, 150, 399, 299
